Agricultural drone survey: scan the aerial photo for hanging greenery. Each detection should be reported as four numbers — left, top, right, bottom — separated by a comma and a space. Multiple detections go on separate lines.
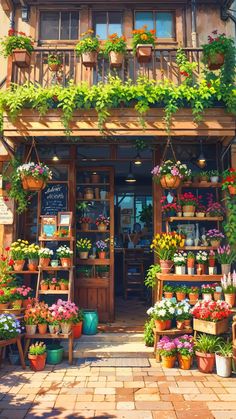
3, 158, 32, 213
223, 194, 236, 247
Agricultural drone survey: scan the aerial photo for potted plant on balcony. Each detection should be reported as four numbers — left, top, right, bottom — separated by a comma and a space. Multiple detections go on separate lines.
75, 29, 100, 67
195, 334, 221, 373
202, 30, 235, 70
157, 336, 177, 368
215, 340, 233, 378
147, 299, 175, 332
152, 160, 191, 189
56, 245, 73, 268
76, 238, 92, 259
103, 33, 126, 67
132, 26, 156, 63
206, 229, 225, 248
0, 29, 34, 67
221, 272, 236, 307
150, 232, 183, 274
28, 341, 47, 371
222, 168, 236, 195
173, 251, 187, 275
17, 162, 52, 192
47, 54, 62, 72
216, 245, 236, 275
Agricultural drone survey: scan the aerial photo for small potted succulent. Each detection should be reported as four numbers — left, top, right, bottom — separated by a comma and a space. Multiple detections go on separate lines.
152, 160, 191, 189
16, 162, 52, 191
132, 26, 156, 63
217, 245, 236, 275
157, 336, 177, 368
76, 238, 92, 259
38, 247, 53, 268
187, 252, 195, 275
175, 335, 194, 370
56, 245, 73, 268
75, 29, 100, 67
95, 240, 108, 259
103, 33, 126, 67
79, 216, 92, 232
10, 239, 27, 271
202, 30, 235, 70
47, 53, 62, 72
222, 168, 236, 195
163, 284, 174, 299
206, 229, 225, 248
215, 340, 233, 378
173, 251, 187, 275
196, 251, 208, 275
195, 334, 221, 373
95, 214, 110, 232
209, 170, 219, 183
0, 28, 34, 67
28, 341, 47, 371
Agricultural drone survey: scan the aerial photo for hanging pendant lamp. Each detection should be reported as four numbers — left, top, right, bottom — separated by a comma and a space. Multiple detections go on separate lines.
125, 162, 136, 183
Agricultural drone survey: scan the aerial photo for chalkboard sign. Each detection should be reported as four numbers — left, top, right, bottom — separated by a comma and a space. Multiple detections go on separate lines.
41, 183, 68, 215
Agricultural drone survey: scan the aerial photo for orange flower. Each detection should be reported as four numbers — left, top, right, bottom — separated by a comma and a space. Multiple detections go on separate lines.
141, 34, 148, 41
150, 29, 156, 35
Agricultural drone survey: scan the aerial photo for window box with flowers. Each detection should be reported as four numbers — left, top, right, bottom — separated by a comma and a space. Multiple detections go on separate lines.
75, 30, 100, 67
202, 30, 235, 70
206, 229, 225, 248
95, 215, 110, 232
0, 29, 34, 67
221, 272, 236, 307
147, 299, 175, 332
173, 251, 187, 275
179, 192, 199, 216
196, 251, 208, 275
151, 232, 184, 274
76, 238, 92, 260
56, 245, 73, 268
222, 168, 236, 195
152, 160, 191, 190
132, 26, 156, 63
191, 300, 231, 335
103, 33, 126, 67
38, 247, 53, 268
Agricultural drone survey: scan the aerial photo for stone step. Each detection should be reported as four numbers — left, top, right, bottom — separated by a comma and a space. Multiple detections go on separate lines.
75, 333, 144, 343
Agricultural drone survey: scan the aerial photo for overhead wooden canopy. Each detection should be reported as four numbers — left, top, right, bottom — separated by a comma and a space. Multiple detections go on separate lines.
3, 108, 236, 140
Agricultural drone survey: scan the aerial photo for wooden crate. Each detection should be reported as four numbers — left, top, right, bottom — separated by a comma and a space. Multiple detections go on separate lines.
193, 318, 229, 335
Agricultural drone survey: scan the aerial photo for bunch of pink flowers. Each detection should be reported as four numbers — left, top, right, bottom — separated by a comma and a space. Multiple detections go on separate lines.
16, 286, 33, 299
157, 336, 177, 357
49, 299, 78, 323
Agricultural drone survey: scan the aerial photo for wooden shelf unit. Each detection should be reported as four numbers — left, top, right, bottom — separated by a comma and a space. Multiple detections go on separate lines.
182, 182, 221, 188
24, 332, 73, 364
166, 216, 223, 222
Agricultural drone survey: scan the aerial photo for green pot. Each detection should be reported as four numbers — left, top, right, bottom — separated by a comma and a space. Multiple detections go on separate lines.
46, 344, 64, 365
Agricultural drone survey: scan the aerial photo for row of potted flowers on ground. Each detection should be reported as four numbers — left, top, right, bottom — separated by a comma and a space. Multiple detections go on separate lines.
157, 334, 233, 377
161, 193, 225, 218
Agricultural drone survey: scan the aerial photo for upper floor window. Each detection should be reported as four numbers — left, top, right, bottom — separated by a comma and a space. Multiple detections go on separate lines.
40, 11, 79, 40
135, 11, 174, 39
93, 12, 122, 39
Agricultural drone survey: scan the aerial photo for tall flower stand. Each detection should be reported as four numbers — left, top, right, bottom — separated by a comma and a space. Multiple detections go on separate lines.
0, 335, 26, 369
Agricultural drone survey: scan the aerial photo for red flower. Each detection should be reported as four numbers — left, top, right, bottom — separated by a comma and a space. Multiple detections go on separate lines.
8, 259, 14, 266
3, 197, 9, 202
5, 247, 10, 251
8, 29, 15, 36
0, 290, 4, 295
212, 30, 218, 35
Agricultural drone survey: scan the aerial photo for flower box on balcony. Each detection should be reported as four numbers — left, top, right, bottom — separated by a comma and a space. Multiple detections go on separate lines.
13, 49, 31, 68
109, 51, 124, 68
193, 318, 228, 335
82, 52, 97, 68
136, 44, 153, 63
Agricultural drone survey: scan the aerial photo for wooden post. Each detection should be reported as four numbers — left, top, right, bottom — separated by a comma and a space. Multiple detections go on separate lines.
152, 144, 162, 302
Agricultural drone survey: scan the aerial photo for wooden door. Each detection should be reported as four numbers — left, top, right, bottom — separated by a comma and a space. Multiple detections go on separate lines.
75, 167, 114, 322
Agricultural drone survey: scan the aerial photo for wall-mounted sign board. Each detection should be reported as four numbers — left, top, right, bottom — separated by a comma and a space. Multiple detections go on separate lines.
0, 196, 14, 225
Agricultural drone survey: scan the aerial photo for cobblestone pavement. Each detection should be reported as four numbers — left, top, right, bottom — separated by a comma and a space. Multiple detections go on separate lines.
0, 359, 236, 419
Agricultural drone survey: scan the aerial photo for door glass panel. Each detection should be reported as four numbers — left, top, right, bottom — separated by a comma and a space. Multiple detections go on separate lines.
135, 11, 154, 31
156, 12, 174, 38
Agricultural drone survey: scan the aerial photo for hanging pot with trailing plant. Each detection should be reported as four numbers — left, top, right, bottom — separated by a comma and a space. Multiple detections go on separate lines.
202, 31, 234, 71
1, 29, 34, 68
47, 54, 62, 72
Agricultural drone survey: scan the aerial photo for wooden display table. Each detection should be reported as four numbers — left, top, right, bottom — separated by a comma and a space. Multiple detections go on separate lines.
153, 327, 193, 362
0, 335, 26, 369
24, 332, 74, 365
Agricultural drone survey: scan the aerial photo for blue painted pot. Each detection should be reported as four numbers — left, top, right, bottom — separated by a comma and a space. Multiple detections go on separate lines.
82, 310, 98, 335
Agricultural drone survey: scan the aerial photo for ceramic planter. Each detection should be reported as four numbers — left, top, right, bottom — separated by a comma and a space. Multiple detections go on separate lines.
40, 283, 48, 290
12, 49, 31, 68
136, 44, 153, 63
175, 266, 186, 275
51, 260, 59, 268
224, 293, 235, 307
28, 259, 38, 271
39, 257, 50, 268
13, 260, 25, 271
60, 257, 71, 268
196, 351, 215, 373
79, 251, 89, 260
161, 355, 176, 368
97, 223, 107, 232
60, 322, 72, 334
209, 267, 217, 275
185, 238, 194, 246
160, 175, 181, 189
26, 324, 37, 335
178, 355, 192, 370
228, 185, 236, 195
154, 319, 167, 331
177, 212, 182, 217
28, 353, 46, 371
21, 175, 46, 191
49, 324, 60, 334
98, 251, 106, 259
176, 292, 186, 302
109, 51, 124, 67
72, 321, 83, 339
82, 51, 98, 67
208, 53, 225, 70
164, 292, 174, 299
221, 264, 231, 275
215, 353, 232, 378
182, 205, 195, 215
199, 176, 208, 183
193, 318, 228, 335
47, 344, 64, 365
210, 240, 221, 248
188, 293, 199, 303
38, 323, 47, 334
210, 176, 219, 183
202, 293, 213, 301
195, 212, 205, 218
187, 258, 195, 269
160, 260, 173, 274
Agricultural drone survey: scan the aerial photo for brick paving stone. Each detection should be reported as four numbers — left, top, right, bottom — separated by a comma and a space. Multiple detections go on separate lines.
135, 401, 173, 410
207, 402, 236, 410
116, 401, 135, 409
94, 387, 115, 394
175, 411, 214, 419
161, 395, 184, 402
152, 412, 177, 419
95, 410, 153, 419
0, 409, 28, 418
211, 411, 236, 419
75, 401, 116, 410
183, 394, 219, 401
54, 394, 77, 409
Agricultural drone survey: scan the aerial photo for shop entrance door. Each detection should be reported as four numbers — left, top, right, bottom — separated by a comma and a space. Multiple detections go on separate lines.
76, 167, 115, 322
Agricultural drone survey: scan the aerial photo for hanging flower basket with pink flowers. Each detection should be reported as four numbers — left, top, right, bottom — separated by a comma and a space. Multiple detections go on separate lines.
152, 160, 191, 189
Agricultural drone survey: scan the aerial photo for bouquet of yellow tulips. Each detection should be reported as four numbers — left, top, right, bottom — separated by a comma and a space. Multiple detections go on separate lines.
76, 238, 92, 252
150, 232, 184, 261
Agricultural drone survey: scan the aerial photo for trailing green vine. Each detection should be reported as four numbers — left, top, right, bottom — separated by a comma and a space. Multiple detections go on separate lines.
223, 194, 236, 247
3, 158, 32, 213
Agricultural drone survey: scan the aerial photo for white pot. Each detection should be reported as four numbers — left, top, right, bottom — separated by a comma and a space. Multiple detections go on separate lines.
175, 266, 186, 275
183, 212, 195, 217
210, 176, 219, 183
177, 212, 182, 217
202, 293, 212, 301
187, 267, 195, 275
209, 267, 217, 275
186, 238, 194, 246
49, 324, 60, 334
215, 353, 232, 378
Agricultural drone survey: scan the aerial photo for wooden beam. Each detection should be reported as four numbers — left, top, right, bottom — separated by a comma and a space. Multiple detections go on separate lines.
2, 0, 13, 11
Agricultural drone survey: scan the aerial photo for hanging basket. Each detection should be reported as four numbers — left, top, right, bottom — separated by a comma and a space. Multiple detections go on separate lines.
82, 51, 98, 68
160, 175, 181, 189
109, 51, 124, 67
21, 175, 46, 191
12, 49, 31, 68
136, 44, 153, 63
208, 53, 225, 71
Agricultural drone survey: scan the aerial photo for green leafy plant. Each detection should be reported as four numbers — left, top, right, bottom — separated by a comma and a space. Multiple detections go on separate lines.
139, 204, 153, 227
176, 48, 198, 85
143, 318, 155, 347
3, 159, 31, 213
47, 54, 62, 66
76, 238, 92, 252
195, 334, 222, 354
202, 31, 235, 65
75, 30, 100, 56
163, 284, 174, 293
223, 195, 236, 246
216, 339, 233, 357
103, 34, 126, 54
187, 252, 195, 260
144, 264, 161, 288
1, 29, 34, 57
29, 341, 46, 355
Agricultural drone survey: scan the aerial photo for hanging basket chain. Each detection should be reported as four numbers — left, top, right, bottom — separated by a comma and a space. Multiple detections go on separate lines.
25, 138, 41, 165
160, 136, 178, 166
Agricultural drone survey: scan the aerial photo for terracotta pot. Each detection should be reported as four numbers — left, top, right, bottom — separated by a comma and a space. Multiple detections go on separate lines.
13, 260, 25, 272
199, 176, 208, 183
60, 283, 69, 290
208, 53, 225, 70
176, 292, 186, 302
82, 51, 97, 67
55, 285, 61, 290
164, 292, 174, 299
84, 188, 94, 199
81, 223, 89, 231
228, 185, 236, 195
210, 240, 221, 248
136, 44, 153, 63
214, 291, 222, 301
97, 223, 107, 232
176, 320, 185, 330
165, 320, 172, 329
221, 264, 231, 275
195, 351, 215, 373
188, 293, 199, 303
0, 303, 9, 310
209, 257, 216, 267
196, 263, 206, 275
60, 257, 71, 268
25, 324, 37, 335
49, 285, 56, 290
98, 251, 106, 259
91, 173, 100, 183
154, 319, 167, 331
21, 175, 46, 191
23, 298, 31, 308
12, 299, 23, 308
28, 259, 38, 271
161, 355, 176, 368
224, 293, 235, 307
38, 323, 47, 334
160, 260, 173, 274
178, 355, 192, 370
79, 251, 89, 259
28, 353, 46, 371
39, 257, 50, 267
182, 205, 195, 214
72, 322, 83, 339
60, 322, 72, 334
40, 284, 48, 290
12, 49, 31, 68
109, 51, 124, 67
184, 319, 192, 328
49, 63, 61, 72
160, 175, 181, 189
187, 258, 195, 269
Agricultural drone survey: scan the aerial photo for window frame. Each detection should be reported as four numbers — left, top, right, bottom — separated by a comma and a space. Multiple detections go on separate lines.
38, 9, 80, 43
93, 10, 123, 40
134, 9, 176, 43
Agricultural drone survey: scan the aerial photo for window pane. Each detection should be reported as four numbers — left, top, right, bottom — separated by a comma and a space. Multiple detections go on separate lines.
135, 11, 154, 31
40, 12, 59, 40
60, 12, 70, 40
71, 12, 79, 39
156, 12, 173, 38
94, 12, 107, 39
108, 12, 122, 36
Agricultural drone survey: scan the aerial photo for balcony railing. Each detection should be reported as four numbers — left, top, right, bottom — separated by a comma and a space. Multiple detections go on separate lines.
10, 47, 203, 88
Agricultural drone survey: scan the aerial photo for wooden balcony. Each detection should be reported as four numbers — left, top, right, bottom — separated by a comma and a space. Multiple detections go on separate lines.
9, 47, 202, 87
